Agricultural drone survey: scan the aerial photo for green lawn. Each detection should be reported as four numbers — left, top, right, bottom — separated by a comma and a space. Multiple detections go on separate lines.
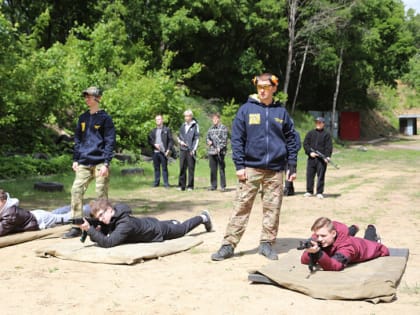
1, 143, 418, 214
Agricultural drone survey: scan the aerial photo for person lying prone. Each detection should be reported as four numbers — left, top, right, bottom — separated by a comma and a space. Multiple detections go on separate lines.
78, 198, 213, 248
301, 217, 389, 271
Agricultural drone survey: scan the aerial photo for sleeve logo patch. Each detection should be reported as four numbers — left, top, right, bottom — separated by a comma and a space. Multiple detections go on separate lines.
275, 118, 284, 124
249, 113, 261, 125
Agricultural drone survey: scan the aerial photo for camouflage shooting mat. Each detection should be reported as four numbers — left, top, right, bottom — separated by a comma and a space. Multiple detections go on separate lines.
248, 248, 409, 303
0, 225, 69, 248
34, 236, 203, 265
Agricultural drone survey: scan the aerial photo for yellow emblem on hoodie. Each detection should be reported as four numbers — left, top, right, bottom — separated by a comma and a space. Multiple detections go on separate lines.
94, 125, 100, 130
249, 113, 260, 125
81, 122, 85, 132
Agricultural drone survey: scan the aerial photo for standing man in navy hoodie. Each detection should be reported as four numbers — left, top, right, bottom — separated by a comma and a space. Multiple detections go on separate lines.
211, 73, 298, 261
63, 86, 116, 239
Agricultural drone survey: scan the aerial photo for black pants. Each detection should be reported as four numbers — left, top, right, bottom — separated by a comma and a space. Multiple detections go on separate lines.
178, 150, 196, 189
306, 158, 327, 194
208, 154, 226, 189
152, 152, 169, 186
160, 216, 203, 240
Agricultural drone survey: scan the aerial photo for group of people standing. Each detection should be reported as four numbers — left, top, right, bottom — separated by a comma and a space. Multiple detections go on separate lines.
148, 110, 228, 192
1, 73, 389, 271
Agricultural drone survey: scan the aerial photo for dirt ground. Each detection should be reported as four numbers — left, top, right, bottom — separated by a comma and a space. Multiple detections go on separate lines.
1, 137, 419, 315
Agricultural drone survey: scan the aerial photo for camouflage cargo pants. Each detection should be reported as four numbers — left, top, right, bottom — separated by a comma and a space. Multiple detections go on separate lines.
223, 167, 283, 247
70, 163, 109, 222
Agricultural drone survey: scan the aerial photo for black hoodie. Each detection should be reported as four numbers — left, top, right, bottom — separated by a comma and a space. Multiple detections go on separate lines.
87, 203, 164, 248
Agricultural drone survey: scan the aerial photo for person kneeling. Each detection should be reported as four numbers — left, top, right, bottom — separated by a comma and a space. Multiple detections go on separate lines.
301, 217, 389, 271
78, 198, 213, 248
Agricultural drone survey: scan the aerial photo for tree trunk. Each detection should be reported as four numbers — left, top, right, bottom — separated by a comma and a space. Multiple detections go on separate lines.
283, 0, 298, 107
291, 39, 309, 114
332, 45, 344, 136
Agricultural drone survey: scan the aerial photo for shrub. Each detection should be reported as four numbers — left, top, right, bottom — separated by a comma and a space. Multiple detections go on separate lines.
0, 155, 72, 179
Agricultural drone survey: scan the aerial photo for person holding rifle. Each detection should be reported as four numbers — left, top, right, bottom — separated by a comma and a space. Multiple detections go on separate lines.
303, 117, 333, 199
206, 113, 228, 192
78, 198, 213, 248
148, 114, 174, 188
177, 109, 199, 191
301, 217, 389, 271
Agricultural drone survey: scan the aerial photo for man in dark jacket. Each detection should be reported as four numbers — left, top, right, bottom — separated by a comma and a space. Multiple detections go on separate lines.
211, 73, 298, 261
303, 117, 333, 199
301, 217, 389, 271
63, 86, 116, 239
79, 198, 213, 248
148, 114, 174, 188
177, 109, 199, 191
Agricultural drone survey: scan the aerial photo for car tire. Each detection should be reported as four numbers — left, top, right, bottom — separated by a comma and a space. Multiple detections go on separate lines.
34, 182, 64, 192
121, 168, 145, 176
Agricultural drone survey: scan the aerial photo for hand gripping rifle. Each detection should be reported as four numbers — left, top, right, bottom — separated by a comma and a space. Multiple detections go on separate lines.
297, 238, 322, 272
310, 147, 339, 169
208, 134, 223, 163
177, 136, 196, 161
71, 217, 103, 243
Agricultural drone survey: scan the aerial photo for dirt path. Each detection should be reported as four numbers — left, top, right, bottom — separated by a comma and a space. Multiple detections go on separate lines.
1, 140, 419, 314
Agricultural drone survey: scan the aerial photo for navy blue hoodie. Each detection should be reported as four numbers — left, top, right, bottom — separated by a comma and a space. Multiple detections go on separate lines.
73, 110, 116, 166
231, 95, 297, 171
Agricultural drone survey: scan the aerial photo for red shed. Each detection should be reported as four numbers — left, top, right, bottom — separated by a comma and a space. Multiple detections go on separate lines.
340, 112, 360, 141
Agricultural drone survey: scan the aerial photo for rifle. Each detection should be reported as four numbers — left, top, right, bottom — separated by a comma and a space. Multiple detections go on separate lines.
207, 134, 223, 163
177, 136, 196, 161
297, 238, 321, 272
310, 147, 339, 169
71, 217, 105, 243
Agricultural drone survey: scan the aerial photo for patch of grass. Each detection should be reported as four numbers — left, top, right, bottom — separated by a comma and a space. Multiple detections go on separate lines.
400, 282, 420, 295
0, 143, 419, 214
189, 247, 208, 255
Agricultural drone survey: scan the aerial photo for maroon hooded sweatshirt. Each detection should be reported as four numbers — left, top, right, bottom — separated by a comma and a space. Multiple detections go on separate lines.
301, 221, 389, 271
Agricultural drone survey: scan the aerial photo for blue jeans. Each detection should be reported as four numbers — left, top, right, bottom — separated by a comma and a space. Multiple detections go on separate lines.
31, 204, 91, 229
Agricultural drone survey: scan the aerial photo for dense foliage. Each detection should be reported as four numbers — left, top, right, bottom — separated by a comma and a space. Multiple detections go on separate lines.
0, 0, 419, 166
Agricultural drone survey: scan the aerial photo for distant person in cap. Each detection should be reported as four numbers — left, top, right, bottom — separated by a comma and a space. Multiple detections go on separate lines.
62, 86, 116, 239
302, 117, 333, 199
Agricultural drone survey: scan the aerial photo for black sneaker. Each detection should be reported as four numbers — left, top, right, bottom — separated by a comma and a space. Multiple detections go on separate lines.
211, 244, 234, 261
348, 224, 359, 236
62, 227, 82, 239
364, 224, 381, 242
201, 210, 213, 232
258, 242, 278, 260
